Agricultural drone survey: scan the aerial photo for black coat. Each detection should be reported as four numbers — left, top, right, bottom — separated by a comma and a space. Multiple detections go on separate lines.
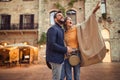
46, 23, 67, 64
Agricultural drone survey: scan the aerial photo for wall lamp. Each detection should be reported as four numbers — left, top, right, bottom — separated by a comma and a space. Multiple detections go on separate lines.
98, 0, 114, 24
98, 16, 114, 24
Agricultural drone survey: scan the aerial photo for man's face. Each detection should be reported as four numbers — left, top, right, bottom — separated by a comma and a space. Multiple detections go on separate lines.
55, 13, 64, 24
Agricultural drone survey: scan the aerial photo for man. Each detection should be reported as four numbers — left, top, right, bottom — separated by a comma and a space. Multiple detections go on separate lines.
46, 11, 72, 80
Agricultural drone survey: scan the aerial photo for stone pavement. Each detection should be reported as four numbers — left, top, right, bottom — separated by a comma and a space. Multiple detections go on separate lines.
0, 62, 120, 80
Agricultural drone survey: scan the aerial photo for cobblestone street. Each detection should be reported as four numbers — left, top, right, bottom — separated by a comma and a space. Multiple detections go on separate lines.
0, 62, 120, 80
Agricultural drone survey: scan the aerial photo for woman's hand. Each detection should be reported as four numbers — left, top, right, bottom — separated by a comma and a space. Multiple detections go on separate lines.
92, 2, 100, 14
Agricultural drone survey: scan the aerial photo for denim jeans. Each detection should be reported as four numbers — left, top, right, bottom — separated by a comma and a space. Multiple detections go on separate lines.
50, 62, 63, 80
60, 53, 80, 80
60, 62, 66, 80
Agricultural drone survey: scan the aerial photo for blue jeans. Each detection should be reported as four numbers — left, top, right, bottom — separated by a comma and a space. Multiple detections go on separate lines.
60, 62, 66, 80
50, 62, 63, 80
60, 54, 80, 80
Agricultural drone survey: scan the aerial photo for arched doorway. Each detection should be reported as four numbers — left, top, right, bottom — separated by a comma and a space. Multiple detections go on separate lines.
101, 29, 111, 62
103, 41, 111, 62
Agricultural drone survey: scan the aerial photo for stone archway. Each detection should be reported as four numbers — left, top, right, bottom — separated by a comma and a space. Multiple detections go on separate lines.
101, 29, 111, 62
103, 41, 111, 62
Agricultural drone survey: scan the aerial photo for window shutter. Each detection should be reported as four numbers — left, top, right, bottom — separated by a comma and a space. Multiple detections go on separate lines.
6, 15, 11, 30
31, 14, 34, 29
20, 15, 23, 29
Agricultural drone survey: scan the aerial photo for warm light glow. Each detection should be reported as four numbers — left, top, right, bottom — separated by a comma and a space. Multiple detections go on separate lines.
43, 55, 46, 58
101, 29, 110, 39
101, 29, 111, 62
103, 41, 111, 62
3, 43, 7, 46
40, 45, 43, 48
23, 48, 27, 51
23, 42, 28, 45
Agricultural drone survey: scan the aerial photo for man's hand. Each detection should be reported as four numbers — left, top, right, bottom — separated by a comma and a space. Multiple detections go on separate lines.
67, 46, 73, 54
92, 2, 100, 14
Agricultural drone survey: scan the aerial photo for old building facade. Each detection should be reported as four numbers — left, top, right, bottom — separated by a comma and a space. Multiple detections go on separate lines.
0, 0, 39, 46
0, 0, 120, 62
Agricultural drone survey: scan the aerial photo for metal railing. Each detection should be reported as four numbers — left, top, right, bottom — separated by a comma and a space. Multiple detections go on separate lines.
0, 23, 38, 30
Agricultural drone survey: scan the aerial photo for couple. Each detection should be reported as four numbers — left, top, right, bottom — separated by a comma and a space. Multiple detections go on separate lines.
46, 2, 100, 80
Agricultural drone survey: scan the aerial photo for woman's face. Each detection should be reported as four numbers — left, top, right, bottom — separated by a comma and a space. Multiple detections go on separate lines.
65, 17, 73, 29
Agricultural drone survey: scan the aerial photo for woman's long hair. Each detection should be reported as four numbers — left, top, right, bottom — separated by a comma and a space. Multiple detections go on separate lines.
63, 17, 69, 32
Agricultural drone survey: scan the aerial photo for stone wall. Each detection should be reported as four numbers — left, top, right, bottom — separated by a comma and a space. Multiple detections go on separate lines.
0, 0, 39, 23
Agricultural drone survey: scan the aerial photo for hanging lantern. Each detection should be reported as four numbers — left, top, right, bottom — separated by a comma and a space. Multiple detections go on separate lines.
101, 0, 107, 19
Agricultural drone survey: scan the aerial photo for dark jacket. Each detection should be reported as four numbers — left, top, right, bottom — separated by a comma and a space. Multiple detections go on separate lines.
46, 23, 67, 64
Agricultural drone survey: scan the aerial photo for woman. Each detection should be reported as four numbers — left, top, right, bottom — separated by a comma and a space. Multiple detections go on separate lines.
61, 16, 81, 80
60, 2, 101, 80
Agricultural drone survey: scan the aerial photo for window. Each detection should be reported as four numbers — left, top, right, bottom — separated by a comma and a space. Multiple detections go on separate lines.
20, 14, 34, 29
0, 0, 11, 2
50, 11, 57, 25
66, 10, 76, 25
0, 14, 11, 30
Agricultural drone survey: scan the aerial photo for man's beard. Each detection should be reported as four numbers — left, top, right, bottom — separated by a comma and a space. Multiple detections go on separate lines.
58, 19, 64, 24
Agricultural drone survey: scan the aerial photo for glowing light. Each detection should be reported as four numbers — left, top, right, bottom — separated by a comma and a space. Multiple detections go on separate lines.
40, 45, 43, 48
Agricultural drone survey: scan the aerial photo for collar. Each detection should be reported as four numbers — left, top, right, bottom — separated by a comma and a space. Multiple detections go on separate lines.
55, 23, 62, 28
